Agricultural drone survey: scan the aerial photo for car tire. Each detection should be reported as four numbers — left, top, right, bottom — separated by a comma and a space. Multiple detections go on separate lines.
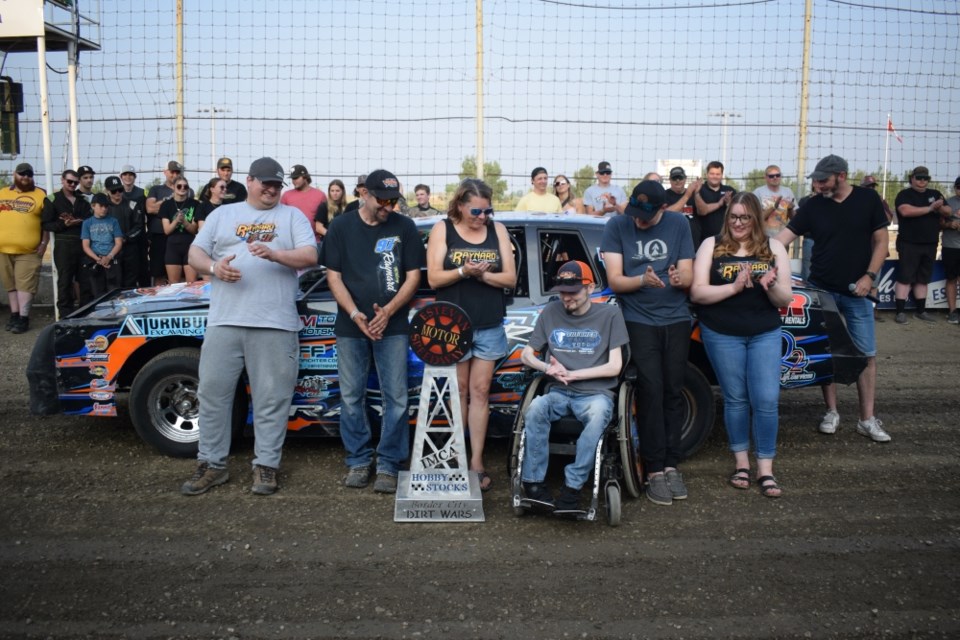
679, 363, 715, 460
129, 348, 246, 458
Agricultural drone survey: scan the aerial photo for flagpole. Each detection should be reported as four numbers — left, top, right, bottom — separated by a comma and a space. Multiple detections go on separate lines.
883, 113, 891, 202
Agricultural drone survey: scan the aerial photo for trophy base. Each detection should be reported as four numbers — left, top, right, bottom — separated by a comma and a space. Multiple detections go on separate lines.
394, 469, 485, 522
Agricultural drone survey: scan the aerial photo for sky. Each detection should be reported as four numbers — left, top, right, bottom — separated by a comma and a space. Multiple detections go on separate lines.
2, 0, 958, 196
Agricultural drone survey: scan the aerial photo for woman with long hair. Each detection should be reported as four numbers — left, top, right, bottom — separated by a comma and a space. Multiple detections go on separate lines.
197, 177, 226, 231
316, 179, 348, 241
160, 177, 200, 284
553, 174, 583, 214
426, 178, 517, 491
690, 192, 792, 498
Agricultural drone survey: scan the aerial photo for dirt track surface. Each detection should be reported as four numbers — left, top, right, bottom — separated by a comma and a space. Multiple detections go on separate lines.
2, 308, 959, 639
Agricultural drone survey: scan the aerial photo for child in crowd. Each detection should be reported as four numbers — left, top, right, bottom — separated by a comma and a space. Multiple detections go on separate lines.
80, 193, 124, 298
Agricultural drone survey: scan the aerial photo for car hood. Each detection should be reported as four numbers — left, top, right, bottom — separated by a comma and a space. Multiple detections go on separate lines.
66, 281, 213, 322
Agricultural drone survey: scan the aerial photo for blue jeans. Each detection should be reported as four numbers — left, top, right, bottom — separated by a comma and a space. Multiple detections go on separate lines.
700, 325, 781, 459
829, 292, 876, 357
521, 387, 613, 490
337, 334, 410, 475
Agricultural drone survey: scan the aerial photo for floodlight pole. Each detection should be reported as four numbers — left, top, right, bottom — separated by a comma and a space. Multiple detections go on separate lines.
175, 0, 184, 165
475, 0, 484, 180
709, 111, 741, 172
198, 107, 230, 172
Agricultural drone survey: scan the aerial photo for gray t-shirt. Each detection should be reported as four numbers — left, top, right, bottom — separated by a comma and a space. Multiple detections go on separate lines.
600, 211, 695, 326
193, 201, 317, 331
528, 300, 629, 398
583, 183, 628, 217
944, 196, 960, 250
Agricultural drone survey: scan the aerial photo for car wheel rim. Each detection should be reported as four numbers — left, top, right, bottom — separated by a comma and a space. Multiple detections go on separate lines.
146, 374, 200, 444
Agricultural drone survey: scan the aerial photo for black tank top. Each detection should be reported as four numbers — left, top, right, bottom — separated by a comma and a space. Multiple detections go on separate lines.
437, 218, 505, 329
695, 243, 782, 336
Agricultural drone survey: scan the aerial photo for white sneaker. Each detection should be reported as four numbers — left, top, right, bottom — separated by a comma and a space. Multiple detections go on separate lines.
856, 416, 891, 443
818, 410, 840, 434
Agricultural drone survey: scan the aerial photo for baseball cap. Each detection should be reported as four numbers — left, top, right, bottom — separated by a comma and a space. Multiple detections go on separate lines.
91, 193, 110, 207
167, 160, 184, 172
104, 176, 123, 191
860, 175, 878, 187
365, 169, 401, 199
550, 260, 596, 293
669, 166, 686, 180
354, 174, 368, 197
248, 157, 286, 184
625, 180, 667, 221
910, 166, 930, 179
807, 155, 848, 181
597, 161, 612, 173
120, 164, 136, 175
290, 164, 310, 180
217, 157, 233, 169
78, 165, 95, 177
15, 162, 34, 175
954, 176, 960, 188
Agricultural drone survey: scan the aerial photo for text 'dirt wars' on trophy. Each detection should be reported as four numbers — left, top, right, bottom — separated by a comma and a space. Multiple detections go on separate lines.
395, 302, 484, 522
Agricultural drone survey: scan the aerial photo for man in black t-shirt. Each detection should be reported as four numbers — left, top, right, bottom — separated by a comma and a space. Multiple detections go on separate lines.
893, 166, 952, 323
664, 166, 702, 248
694, 161, 736, 242
322, 169, 425, 494
776, 154, 891, 444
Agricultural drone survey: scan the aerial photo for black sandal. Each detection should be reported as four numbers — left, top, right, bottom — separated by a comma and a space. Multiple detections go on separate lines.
757, 475, 782, 499
477, 471, 493, 492
728, 468, 751, 490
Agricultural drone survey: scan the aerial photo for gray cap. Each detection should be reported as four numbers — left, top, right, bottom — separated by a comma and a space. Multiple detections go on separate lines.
120, 165, 136, 175
248, 157, 286, 184
808, 155, 849, 181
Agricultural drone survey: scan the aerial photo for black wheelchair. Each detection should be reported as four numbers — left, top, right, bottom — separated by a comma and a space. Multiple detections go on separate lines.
507, 351, 644, 526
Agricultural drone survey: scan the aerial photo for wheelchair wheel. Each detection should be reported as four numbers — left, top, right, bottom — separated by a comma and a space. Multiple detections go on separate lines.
605, 484, 621, 527
617, 380, 643, 498
507, 376, 545, 479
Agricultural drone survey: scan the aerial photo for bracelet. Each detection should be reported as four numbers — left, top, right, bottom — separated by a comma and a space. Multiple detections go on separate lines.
210, 262, 217, 276
349, 309, 360, 321
458, 266, 465, 278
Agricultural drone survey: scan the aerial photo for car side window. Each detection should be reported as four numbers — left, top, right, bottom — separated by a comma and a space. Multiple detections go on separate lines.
539, 230, 595, 294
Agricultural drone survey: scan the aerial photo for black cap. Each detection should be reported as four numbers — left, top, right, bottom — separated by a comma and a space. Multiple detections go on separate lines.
549, 260, 596, 293
597, 161, 612, 173
91, 193, 110, 207
77, 165, 95, 177
248, 157, 286, 184
15, 162, 34, 176
217, 157, 233, 169
167, 160, 184, 172
625, 180, 666, 221
954, 176, 960, 188
104, 176, 123, 191
669, 166, 686, 180
808, 155, 848, 181
290, 164, 310, 180
365, 169, 401, 199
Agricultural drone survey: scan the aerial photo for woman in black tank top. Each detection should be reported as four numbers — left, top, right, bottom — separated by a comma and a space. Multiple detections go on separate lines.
690, 192, 793, 498
426, 179, 517, 492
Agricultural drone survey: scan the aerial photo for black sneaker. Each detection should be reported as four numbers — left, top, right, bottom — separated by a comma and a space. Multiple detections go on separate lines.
252, 464, 279, 495
522, 482, 555, 508
10, 315, 29, 334
554, 485, 583, 512
5, 312, 20, 331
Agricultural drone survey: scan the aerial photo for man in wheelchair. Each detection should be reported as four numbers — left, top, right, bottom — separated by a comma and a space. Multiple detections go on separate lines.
518, 260, 630, 512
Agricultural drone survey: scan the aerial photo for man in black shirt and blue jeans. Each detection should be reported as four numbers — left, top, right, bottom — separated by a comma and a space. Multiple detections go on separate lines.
777, 155, 891, 443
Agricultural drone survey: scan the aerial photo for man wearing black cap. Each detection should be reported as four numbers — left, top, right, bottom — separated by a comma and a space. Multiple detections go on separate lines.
518, 260, 629, 512
43, 169, 93, 317
198, 157, 247, 203
943, 177, 960, 324
777, 154, 891, 443
1, 163, 52, 334
601, 180, 695, 506
104, 175, 145, 288
893, 166, 951, 324
583, 161, 627, 217
665, 166, 703, 248
182, 157, 318, 497
281, 164, 327, 242
76, 165, 96, 202
344, 174, 368, 214
321, 169, 425, 494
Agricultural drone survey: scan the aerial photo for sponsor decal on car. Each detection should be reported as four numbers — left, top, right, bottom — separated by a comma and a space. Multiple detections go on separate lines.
89, 391, 114, 401
84, 335, 110, 353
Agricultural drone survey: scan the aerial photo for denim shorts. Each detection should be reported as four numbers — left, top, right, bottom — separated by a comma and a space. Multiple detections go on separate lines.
462, 325, 508, 361
830, 292, 876, 357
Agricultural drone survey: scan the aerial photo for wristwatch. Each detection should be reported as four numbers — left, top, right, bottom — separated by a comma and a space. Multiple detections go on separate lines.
865, 271, 878, 282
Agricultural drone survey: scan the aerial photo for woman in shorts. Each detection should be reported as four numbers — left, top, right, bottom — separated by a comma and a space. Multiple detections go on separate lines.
426, 178, 517, 491
160, 178, 200, 283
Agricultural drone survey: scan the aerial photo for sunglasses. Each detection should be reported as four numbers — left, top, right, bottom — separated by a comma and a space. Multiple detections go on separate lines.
469, 207, 494, 217
65, 179, 79, 186
554, 182, 568, 187
914, 175, 930, 181
766, 173, 781, 179
376, 197, 399, 207
17, 171, 34, 178
598, 170, 612, 175
175, 185, 189, 191
670, 176, 685, 182
109, 188, 123, 194
728, 214, 752, 224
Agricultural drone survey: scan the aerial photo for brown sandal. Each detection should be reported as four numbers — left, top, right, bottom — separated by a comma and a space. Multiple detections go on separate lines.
728, 468, 751, 490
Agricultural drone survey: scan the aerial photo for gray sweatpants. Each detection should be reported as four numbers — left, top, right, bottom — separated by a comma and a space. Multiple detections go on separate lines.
197, 325, 299, 470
